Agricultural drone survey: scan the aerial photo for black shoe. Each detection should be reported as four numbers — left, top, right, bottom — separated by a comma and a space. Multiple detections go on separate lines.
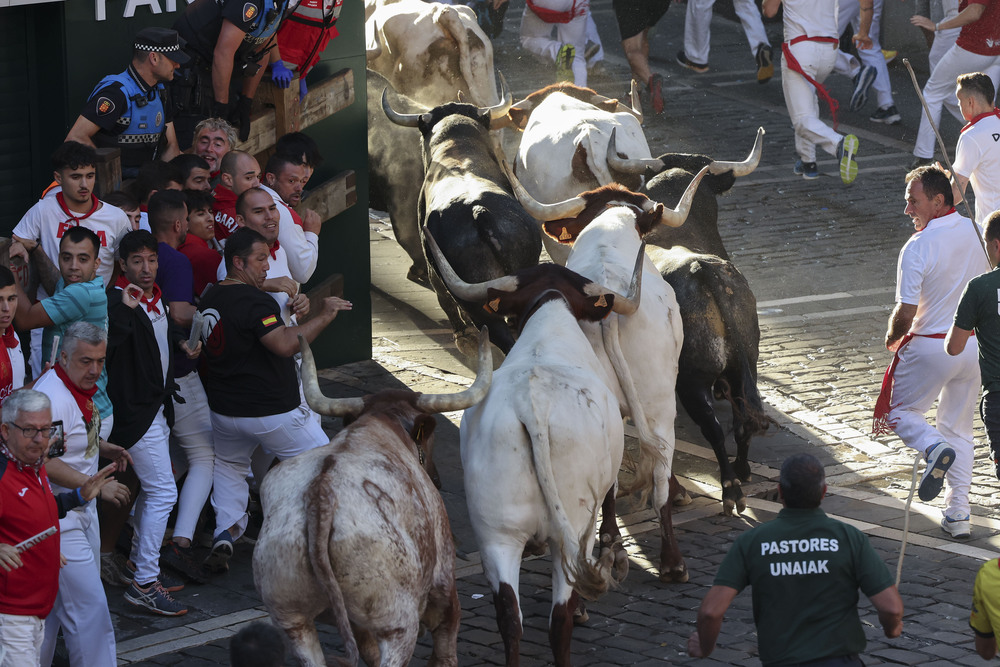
204, 531, 235, 573
850, 65, 877, 111
908, 156, 935, 170
161, 540, 210, 584
870, 104, 901, 125
755, 44, 773, 83
676, 50, 709, 73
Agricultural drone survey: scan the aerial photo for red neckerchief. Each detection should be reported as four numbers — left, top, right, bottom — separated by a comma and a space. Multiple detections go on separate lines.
2, 327, 18, 350
139, 204, 148, 213
961, 107, 1000, 133
0, 441, 42, 473
115, 275, 163, 314
783, 37, 841, 131
269, 239, 281, 260
54, 363, 97, 425
56, 192, 99, 225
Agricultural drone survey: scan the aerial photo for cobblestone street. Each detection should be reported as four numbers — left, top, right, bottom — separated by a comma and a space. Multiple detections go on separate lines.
105, 0, 1000, 664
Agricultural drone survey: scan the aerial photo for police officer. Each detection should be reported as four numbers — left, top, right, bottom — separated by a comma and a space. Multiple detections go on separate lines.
66, 27, 189, 179
172, 0, 290, 145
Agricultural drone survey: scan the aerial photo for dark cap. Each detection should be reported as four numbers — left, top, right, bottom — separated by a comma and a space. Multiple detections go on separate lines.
134, 27, 191, 66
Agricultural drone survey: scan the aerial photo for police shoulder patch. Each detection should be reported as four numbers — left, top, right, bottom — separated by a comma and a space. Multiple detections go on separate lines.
97, 97, 115, 115
155, 111, 163, 127
243, 2, 258, 20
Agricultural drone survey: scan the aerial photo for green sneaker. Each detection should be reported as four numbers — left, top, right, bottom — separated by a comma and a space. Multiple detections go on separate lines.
556, 44, 575, 82
838, 134, 860, 185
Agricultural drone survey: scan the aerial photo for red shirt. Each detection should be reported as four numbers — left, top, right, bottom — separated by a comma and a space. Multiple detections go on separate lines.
957, 0, 1000, 55
178, 234, 223, 300
0, 459, 60, 618
212, 184, 240, 242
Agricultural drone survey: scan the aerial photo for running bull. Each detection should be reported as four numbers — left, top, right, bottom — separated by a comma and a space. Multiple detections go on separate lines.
507, 164, 709, 583
252, 330, 493, 667
384, 89, 543, 358
608, 127, 772, 514
426, 230, 643, 667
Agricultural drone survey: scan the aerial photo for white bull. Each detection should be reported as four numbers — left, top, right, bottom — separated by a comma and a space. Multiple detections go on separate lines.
426, 232, 642, 667
513, 91, 652, 264
252, 332, 493, 667
366, 0, 500, 109
507, 166, 709, 583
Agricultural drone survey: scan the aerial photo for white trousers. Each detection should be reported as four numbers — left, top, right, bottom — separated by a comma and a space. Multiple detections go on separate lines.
913, 46, 1000, 159
171, 372, 216, 542
520, 6, 588, 86
129, 409, 176, 585
888, 335, 980, 519
782, 41, 842, 163
0, 613, 44, 667
210, 406, 328, 539
40, 504, 117, 667
683, 0, 768, 63
831, 0, 893, 109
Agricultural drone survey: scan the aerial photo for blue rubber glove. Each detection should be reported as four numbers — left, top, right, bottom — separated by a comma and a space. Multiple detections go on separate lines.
271, 61, 293, 89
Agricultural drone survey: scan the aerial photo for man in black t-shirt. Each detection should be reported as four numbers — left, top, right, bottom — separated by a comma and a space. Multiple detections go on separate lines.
197, 227, 350, 572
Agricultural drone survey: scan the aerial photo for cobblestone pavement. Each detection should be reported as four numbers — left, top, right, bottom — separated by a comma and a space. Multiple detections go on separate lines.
107, 1, 1000, 665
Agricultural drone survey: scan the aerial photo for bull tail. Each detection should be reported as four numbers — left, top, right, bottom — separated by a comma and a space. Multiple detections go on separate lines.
600, 316, 668, 508
524, 376, 610, 601
305, 454, 360, 666
436, 6, 476, 103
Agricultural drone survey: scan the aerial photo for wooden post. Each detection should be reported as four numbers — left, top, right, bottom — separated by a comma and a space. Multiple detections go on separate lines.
94, 147, 122, 197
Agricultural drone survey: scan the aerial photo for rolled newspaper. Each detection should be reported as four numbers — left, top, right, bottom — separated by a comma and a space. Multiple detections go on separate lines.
15, 526, 57, 553
187, 311, 204, 350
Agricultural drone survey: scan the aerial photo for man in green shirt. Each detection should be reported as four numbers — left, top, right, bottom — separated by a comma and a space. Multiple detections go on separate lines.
688, 453, 903, 666
947, 209, 1000, 480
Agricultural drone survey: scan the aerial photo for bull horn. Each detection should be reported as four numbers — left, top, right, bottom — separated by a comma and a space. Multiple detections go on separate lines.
299, 336, 365, 417
382, 87, 427, 128
629, 80, 643, 125
708, 126, 765, 176
500, 156, 588, 222
652, 165, 710, 228
414, 326, 493, 413
606, 128, 663, 174
423, 226, 519, 301
486, 71, 513, 121
601, 242, 645, 315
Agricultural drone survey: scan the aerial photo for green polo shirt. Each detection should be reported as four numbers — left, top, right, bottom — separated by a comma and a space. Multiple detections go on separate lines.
714, 507, 893, 666
954, 267, 1000, 394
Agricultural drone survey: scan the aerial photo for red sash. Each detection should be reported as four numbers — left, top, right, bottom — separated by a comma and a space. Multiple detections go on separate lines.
526, 0, 584, 24
871, 331, 972, 435
782, 36, 840, 131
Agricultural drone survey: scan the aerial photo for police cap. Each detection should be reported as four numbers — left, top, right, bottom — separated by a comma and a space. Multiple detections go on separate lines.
134, 27, 191, 66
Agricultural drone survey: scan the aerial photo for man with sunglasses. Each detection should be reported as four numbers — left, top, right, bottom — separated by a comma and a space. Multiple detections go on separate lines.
0, 389, 118, 666
33, 322, 131, 665
66, 28, 190, 179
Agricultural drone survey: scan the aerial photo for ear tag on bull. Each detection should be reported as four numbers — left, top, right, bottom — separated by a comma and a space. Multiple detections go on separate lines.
559, 227, 572, 241
594, 295, 607, 308
486, 297, 501, 312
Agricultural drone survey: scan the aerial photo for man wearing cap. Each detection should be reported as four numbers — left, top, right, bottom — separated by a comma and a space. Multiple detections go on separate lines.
66, 27, 190, 179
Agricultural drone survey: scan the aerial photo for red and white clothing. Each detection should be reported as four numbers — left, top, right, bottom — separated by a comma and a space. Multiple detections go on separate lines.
0, 329, 25, 407
520, 0, 589, 86
212, 184, 240, 244
954, 108, 1000, 224
887, 210, 990, 522
778, 0, 843, 163
277, 0, 344, 77
683, 0, 769, 65
913, 0, 1000, 160
13, 194, 130, 289
33, 368, 117, 666
260, 184, 319, 283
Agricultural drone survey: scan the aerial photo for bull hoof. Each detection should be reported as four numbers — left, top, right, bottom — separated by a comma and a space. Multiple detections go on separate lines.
722, 479, 745, 516
658, 566, 689, 584
406, 264, 429, 286
573, 600, 589, 625
733, 459, 752, 483
673, 489, 693, 506
600, 534, 629, 583
454, 330, 480, 359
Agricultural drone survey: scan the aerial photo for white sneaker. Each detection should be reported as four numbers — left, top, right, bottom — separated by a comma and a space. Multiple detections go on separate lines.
941, 515, 971, 539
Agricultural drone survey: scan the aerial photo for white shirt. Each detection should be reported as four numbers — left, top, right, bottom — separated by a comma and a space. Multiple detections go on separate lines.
0, 333, 25, 404
781, 0, 838, 41
953, 111, 1000, 224
34, 369, 98, 495
260, 184, 319, 283
13, 196, 131, 291
896, 210, 990, 334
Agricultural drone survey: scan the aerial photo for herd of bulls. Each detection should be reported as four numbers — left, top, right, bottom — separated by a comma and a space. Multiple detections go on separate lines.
252, 2, 773, 664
